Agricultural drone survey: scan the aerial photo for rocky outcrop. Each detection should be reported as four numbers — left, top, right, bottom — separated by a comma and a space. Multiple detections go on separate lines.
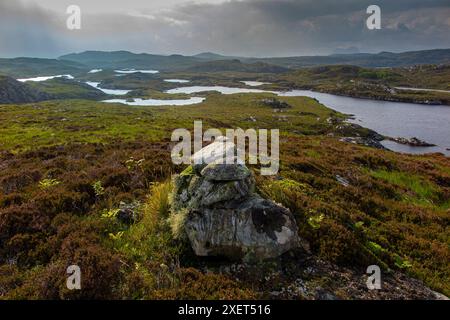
340, 137, 386, 150
261, 98, 292, 109
388, 136, 436, 147
0, 75, 51, 104
170, 139, 299, 262
336, 122, 386, 150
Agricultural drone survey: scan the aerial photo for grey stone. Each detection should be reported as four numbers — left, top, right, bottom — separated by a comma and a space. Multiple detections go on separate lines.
191, 136, 235, 173
184, 196, 299, 261
261, 98, 292, 109
335, 175, 350, 187
172, 171, 254, 209
201, 162, 250, 181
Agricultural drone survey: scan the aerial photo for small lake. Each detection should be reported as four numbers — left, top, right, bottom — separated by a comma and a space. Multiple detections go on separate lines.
102, 97, 205, 106
18, 75, 74, 82
114, 69, 159, 74
164, 79, 190, 83
85, 81, 131, 95
280, 90, 450, 156
241, 81, 271, 86
166, 86, 270, 95
165, 86, 450, 156
88, 69, 102, 74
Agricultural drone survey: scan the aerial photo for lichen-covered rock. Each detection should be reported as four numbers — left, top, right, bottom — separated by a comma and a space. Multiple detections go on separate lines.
172, 168, 254, 210
184, 196, 299, 261
201, 162, 251, 181
187, 174, 254, 207
170, 143, 299, 261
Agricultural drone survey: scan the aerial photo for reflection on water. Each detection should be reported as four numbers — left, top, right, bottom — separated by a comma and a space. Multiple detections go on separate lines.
280, 90, 450, 156
241, 81, 271, 86
164, 79, 190, 83
18, 75, 74, 82
102, 97, 205, 106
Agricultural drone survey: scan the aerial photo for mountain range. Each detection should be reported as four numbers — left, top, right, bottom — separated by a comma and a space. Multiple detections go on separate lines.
60, 48, 450, 71
0, 48, 448, 78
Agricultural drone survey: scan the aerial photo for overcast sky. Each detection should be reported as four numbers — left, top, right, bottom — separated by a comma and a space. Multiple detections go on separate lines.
0, 0, 449, 58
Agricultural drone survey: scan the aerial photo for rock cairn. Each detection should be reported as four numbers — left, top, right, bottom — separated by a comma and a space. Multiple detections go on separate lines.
170, 137, 299, 261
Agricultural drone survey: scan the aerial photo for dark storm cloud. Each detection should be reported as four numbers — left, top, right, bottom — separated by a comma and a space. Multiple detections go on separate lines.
165, 0, 450, 55
0, 0, 449, 58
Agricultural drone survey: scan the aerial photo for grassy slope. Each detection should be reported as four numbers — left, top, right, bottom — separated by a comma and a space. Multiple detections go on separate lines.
280, 64, 450, 91
393, 65, 450, 90
0, 94, 336, 152
0, 94, 448, 299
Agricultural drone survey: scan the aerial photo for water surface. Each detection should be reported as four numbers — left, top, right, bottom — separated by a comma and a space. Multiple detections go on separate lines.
280, 90, 450, 156
164, 79, 190, 83
166, 86, 270, 95
18, 75, 74, 82
114, 69, 159, 74
85, 81, 131, 95
88, 69, 102, 74
241, 81, 271, 86
102, 97, 205, 106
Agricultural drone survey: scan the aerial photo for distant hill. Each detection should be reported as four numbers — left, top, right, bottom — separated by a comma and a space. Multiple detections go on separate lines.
59, 49, 450, 72
59, 50, 201, 71
193, 52, 243, 61
281, 65, 404, 87
184, 59, 288, 73
29, 78, 107, 100
0, 75, 51, 103
0, 58, 87, 78
247, 49, 450, 68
